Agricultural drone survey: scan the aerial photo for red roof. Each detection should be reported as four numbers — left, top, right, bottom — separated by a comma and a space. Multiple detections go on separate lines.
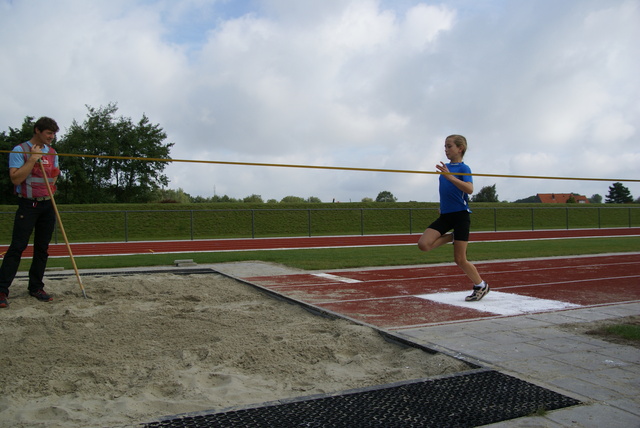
537, 193, 589, 204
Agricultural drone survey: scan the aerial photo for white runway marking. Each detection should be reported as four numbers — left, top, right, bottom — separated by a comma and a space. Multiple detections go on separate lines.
415, 291, 582, 316
313, 273, 362, 283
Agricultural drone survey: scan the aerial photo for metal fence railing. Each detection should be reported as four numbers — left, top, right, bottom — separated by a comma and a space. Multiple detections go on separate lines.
1, 206, 638, 244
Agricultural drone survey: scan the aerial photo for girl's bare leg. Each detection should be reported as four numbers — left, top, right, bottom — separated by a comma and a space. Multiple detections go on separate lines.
418, 228, 452, 252
418, 229, 483, 285
453, 240, 482, 285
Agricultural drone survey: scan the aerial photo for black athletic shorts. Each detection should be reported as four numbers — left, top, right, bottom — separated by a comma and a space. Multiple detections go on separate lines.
427, 210, 471, 242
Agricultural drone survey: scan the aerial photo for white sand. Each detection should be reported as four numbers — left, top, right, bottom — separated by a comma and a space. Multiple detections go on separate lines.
0, 271, 470, 427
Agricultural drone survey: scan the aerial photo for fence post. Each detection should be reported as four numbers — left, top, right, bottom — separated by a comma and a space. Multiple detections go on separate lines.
409, 208, 413, 234
124, 211, 128, 242
494, 208, 497, 231
598, 207, 601, 228
531, 208, 535, 231
308, 209, 312, 237
190, 210, 194, 240
566, 208, 569, 229
360, 208, 364, 236
251, 210, 255, 238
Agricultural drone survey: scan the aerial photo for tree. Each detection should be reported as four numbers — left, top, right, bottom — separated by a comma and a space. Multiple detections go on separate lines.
307, 196, 322, 203
153, 188, 191, 203
361, 197, 373, 203
210, 194, 239, 203
281, 195, 305, 203
0, 117, 38, 204
589, 194, 602, 204
243, 194, 264, 203
605, 182, 633, 204
375, 190, 396, 202
191, 195, 210, 203
55, 103, 174, 203
471, 184, 499, 202
513, 195, 538, 203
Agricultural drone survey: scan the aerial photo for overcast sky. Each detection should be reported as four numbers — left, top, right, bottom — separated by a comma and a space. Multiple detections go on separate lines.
1, 0, 638, 202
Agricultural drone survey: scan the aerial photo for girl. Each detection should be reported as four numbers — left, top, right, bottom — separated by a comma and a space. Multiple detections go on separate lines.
418, 135, 489, 301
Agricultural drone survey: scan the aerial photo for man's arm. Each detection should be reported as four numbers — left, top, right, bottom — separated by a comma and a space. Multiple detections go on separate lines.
9, 147, 44, 185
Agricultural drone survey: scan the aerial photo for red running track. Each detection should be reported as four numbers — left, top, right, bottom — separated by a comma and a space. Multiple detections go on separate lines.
244, 253, 640, 329
2, 227, 639, 257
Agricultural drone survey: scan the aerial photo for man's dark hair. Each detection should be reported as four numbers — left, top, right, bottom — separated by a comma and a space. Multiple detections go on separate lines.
33, 117, 59, 133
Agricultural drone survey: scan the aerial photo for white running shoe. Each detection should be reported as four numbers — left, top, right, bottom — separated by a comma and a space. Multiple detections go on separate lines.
465, 283, 489, 302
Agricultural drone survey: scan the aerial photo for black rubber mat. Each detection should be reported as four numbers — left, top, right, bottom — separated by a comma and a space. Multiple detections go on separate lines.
142, 370, 581, 427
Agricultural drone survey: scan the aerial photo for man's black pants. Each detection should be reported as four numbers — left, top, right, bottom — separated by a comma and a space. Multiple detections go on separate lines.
0, 198, 56, 296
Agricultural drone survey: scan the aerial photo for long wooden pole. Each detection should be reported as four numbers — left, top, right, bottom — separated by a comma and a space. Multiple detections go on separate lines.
39, 161, 87, 299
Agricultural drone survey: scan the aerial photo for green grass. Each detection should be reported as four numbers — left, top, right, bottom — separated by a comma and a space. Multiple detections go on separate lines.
600, 325, 640, 342
584, 316, 640, 346
528, 406, 548, 417
39, 236, 640, 271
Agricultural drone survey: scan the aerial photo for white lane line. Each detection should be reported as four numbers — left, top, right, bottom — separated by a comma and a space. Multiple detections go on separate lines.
312, 273, 362, 283
415, 291, 582, 316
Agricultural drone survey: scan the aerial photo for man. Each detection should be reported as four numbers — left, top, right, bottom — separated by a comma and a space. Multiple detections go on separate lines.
0, 117, 60, 308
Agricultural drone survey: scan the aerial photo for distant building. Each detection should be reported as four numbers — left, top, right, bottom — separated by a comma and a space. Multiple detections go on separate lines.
536, 193, 589, 204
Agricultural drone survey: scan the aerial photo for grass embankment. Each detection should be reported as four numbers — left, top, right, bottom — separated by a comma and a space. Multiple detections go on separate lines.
1, 202, 638, 242
0, 202, 637, 271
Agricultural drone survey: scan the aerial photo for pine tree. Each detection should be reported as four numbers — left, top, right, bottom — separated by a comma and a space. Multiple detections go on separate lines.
605, 182, 633, 204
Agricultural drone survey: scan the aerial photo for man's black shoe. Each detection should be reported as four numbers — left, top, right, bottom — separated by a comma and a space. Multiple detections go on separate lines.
29, 289, 53, 302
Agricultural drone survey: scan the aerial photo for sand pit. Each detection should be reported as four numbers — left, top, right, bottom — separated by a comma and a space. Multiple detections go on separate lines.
0, 269, 471, 427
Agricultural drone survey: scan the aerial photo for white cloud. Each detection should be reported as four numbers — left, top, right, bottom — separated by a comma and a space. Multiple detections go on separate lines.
1, 0, 638, 203
402, 4, 455, 50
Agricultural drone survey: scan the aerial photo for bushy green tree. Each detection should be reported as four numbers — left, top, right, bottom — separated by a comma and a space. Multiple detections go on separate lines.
210, 194, 239, 203
153, 188, 191, 203
243, 194, 264, 203
376, 190, 396, 202
471, 184, 499, 202
589, 194, 603, 204
281, 195, 305, 203
56, 103, 173, 203
190, 195, 209, 203
0, 117, 38, 204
